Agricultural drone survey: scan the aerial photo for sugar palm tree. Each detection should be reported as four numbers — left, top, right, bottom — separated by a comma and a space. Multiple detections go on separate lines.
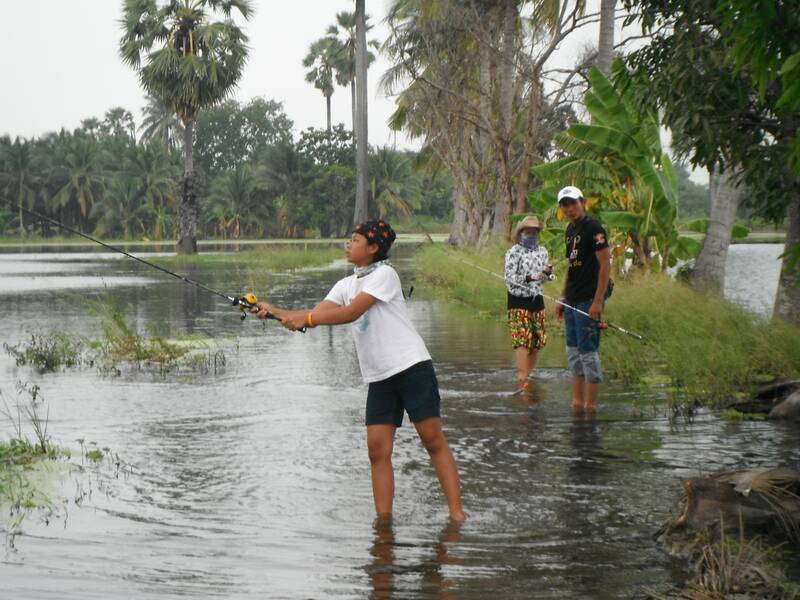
303, 37, 343, 132
102, 107, 137, 140
120, 0, 253, 254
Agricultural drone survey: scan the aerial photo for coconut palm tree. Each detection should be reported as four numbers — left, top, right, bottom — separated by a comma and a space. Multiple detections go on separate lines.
91, 177, 142, 239
126, 140, 179, 210
120, 0, 253, 254
0, 138, 39, 236
206, 164, 257, 238
303, 37, 343, 133
369, 147, 420, 218
50, 135, 105, 231
327, 11, 378, 137
140, 94, 185, 149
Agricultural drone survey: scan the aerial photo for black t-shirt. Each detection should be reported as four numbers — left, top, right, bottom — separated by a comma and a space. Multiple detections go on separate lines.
564, 216, 609, 303
507, 292, 544, 312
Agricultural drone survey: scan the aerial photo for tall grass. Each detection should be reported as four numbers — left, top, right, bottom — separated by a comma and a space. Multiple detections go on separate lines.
415, 244, 800, 408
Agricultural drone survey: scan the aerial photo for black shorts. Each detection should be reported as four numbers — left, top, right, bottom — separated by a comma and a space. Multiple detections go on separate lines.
366, 360, 441, 427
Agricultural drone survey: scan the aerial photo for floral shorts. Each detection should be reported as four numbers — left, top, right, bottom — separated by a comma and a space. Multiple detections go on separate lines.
508, 309, 547, 353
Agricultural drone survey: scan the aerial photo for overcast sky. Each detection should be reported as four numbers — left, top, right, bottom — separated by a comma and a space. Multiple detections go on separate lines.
0, 1, 601, 143
0, 1, 706, 182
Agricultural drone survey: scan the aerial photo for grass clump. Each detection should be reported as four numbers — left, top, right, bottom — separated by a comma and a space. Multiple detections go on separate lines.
414, 244, 800, 409
3, 333, 84, 372
600, 273, 800, 407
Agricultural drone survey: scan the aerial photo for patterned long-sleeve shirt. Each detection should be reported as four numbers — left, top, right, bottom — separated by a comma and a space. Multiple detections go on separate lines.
504, 243, 549, 298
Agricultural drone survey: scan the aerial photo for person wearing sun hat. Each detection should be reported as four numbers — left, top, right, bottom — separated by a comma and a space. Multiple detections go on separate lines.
504, 214, 552, 392
554, 186, 611, 412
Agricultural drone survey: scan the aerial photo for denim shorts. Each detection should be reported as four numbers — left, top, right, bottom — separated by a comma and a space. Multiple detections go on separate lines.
366, 360, 441, 427
564, 299, 602, 353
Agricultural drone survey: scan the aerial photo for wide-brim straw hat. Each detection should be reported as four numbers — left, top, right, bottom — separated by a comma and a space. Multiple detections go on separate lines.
513, 215, 546, 241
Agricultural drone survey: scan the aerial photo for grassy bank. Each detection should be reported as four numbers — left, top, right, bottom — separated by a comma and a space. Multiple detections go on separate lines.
414, 244, 800, 407
151, 245, 342, 271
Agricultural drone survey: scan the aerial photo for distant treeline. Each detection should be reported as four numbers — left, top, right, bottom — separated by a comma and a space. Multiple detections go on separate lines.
0, 96, 453, 240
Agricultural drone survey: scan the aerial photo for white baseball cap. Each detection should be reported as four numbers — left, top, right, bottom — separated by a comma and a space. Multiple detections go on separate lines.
557, 186, 584, 203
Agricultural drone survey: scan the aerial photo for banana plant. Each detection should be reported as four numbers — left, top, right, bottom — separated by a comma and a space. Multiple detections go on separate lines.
529, 60, 701, 270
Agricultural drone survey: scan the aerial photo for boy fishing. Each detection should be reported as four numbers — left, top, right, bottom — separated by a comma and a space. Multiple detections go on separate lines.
250, 220, 466, 522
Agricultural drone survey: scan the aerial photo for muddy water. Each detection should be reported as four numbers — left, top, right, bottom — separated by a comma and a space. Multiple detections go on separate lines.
0, 245, 798, 599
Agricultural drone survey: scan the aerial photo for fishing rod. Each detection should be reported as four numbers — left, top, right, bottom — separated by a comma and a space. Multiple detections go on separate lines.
6, 201, 305, 332
442, 249, 645, 341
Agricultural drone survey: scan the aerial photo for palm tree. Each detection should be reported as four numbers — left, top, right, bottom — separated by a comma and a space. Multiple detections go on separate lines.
597, 0, 615, 76
102, 107, 137, 140
327, 11, 378, 137
120, 0, 253, 254
140, 94, 185, 149
369, 147, 420, 218
91, 177, 142, 239
353, 0, 369, 224
207, 164, 257, 238
0, 138, 39, 236
126, 140, 179, 210
303, 37, 343, 133
50, 135, 105, 231
80, 118, 102, 138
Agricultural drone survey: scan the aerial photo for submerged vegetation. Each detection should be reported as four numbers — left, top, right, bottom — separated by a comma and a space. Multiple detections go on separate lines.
1, 385, 121, 546
5, 299, 229, 378
415, 244, 800, 409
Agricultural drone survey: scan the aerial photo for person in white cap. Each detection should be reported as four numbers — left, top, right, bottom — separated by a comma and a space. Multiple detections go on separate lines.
554, 186, 611, 412
504, 215, 552, 392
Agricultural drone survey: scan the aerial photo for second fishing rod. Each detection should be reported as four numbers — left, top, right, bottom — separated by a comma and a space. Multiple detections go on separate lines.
8, 201, 305, 332
441, 248, 645, 341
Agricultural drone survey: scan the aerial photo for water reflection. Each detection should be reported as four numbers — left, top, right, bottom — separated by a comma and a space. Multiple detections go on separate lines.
367, 518, 462, 600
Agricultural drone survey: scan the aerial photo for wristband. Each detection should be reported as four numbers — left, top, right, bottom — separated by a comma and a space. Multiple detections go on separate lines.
307, 312, 315, 328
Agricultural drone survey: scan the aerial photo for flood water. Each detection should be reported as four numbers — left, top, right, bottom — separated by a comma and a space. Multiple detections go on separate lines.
1, 243, 798, 599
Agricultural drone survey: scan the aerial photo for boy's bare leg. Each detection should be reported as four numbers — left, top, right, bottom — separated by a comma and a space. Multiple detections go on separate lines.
571, 375, 585, 411
367, 424, 397, 517
414, 417, 466, 522
583, 381, 600, 411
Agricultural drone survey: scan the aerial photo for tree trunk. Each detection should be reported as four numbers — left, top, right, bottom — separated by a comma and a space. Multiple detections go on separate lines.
326, 94, 332, 133
774, 194, 800, 323
177, 119, 198, 255
18, 189, 24, 237
491, 0, 517, 240
353, 0, 369, 226
691, 165, 742, 293
597, 0, 615, 76
350, 79, 357, 142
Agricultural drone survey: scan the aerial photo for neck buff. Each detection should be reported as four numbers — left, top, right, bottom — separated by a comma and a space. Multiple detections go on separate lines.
354, 259, 391, 278
518, 232, 539, 250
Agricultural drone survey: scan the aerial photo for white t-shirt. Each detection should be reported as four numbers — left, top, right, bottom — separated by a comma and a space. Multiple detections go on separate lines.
324, 264, 431, 383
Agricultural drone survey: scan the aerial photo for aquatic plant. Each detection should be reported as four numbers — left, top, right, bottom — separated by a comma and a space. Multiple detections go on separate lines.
3, 333, 83, 372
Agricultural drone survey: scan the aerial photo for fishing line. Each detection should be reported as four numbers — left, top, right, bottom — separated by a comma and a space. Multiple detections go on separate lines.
5, 201, 304, 332
436, 246, 645, 341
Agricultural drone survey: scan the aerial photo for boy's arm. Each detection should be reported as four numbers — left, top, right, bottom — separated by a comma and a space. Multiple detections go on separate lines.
258, 294, 379, 331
